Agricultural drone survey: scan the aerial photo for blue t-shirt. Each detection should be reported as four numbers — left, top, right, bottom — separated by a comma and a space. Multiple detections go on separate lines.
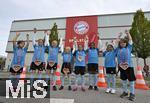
62, 52, 72, 63
116, 43, 133, 67
32, 45, 46, 62
11, 46, 28, 68
88, 48, 99, 64
47, 46, 59, 63
103, 50, 117, 68
74, 50, 86, 66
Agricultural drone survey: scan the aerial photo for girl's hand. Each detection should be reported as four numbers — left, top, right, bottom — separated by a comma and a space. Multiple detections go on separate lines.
118, 32, 122, 38
85, 35, 89, 41
26, 34, 29, 37
47, 31, 51, 35
125, 29, 129, 34
44, 30, 47, 34
33, 28, 37, 33
16, 32, 20, 37
73, 37, 77, 42
105, 41, 108, 46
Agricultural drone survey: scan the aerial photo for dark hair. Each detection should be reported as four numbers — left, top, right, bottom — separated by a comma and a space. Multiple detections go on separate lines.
89, 42, 96, 49
17, 40, 24, 45
118, 38, 128, 48
106, 44, 114, 51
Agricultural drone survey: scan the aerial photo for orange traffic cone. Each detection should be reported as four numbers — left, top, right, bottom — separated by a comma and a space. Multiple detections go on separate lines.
97, 66, 107, 88
135, 66, 150, 90
55, 64, 61, 85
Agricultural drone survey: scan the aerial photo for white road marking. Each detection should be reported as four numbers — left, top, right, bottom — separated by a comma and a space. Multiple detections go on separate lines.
50, 98, 74, 103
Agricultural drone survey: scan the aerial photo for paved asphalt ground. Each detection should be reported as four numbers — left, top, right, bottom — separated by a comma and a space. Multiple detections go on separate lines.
0, 81, 150, 103
0, 72, 150, 103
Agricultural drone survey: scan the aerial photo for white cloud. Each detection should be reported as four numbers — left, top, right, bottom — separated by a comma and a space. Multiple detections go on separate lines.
0, 0, 150, 56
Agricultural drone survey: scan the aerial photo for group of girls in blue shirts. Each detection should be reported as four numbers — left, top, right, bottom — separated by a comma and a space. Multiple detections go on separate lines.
10, 28, 136, 101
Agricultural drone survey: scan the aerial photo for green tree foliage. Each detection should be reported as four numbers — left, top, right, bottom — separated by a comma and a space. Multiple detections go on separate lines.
49, 23, 59, 45
130, 10, 150, 65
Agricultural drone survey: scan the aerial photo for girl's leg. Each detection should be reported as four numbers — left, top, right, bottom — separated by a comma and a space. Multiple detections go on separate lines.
128, 81, 135, 101
61, 74, 65, 87
106, 74, 111, 89
9, 73, 15, 89
45, 70, 50, 85
122, 80, 128, 93
30, 70, 36, 88
111, 74, 116, 89
52, 72, 56, 86
38, 70, 43, 80
68, 74, 72, 86
81, 74, 86, 91
73, 75, 80, 91
89, 74, 93, 87
93, 74, 98, 90
110, 74, 116, 93
68, 74, 72, 90
81, 75, 85, 87
106, 74, 111, 93
15, 74, 20, 88
59, 74, 65, 90
93, 74, 98, 86
129, 81, 135, 94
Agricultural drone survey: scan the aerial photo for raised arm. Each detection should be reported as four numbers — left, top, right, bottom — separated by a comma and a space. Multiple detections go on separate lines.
13, 32, 20, 48
97, 35, 104, 51
125, 30, 133, 44
84, 35, 88, 50
44, 30, 50, 46
58, 37, 63, 48
73, 37, 78, 50
32, 28, 37, 45
25, 34, 29, 48
58, 37, 64, 53
113, 32, 122, 48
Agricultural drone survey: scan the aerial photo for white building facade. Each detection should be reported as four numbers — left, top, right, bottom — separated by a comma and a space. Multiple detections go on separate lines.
5, 11, 150, 70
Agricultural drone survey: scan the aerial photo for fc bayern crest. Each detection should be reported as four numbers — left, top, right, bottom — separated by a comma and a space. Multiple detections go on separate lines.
74, 21, 89, 35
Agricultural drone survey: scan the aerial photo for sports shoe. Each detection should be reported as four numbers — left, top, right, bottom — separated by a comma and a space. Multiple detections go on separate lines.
105, 88, 111, 93
110, 89, 116, 94
128, 93, 135, 101
120, 92, 128, 98
68, 86, 72, 91
73, 87, 77, 91
44, 86, 48, 91
53, 86, 57, 91
59, 86, 64, 90
88, 85, 93, 90
81, 87, 86, 92
94, 86, 99, 91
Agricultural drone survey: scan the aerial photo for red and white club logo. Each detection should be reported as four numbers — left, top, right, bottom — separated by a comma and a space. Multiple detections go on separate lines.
74, 21, 89, 35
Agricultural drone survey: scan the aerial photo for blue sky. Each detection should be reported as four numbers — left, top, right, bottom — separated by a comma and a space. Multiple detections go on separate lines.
0, 0, 150, 56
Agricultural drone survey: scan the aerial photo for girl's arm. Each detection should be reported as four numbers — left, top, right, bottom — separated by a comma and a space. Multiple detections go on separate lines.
60, 41, 64, 53
73, 37, 78, 50
25, 34, 29, 48
13, 32, 20, 48
125, 30, 133, 45
113, 32, 122, 48
58, 37, 63, 48
44, 30, 50, 46
84, 35, 88, 50
98, 35, 104, 51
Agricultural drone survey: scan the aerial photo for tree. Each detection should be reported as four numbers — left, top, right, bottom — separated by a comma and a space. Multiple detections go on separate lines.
0, 57, 6, 70
49, 23, 59, 45
130, 9, 150, 66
